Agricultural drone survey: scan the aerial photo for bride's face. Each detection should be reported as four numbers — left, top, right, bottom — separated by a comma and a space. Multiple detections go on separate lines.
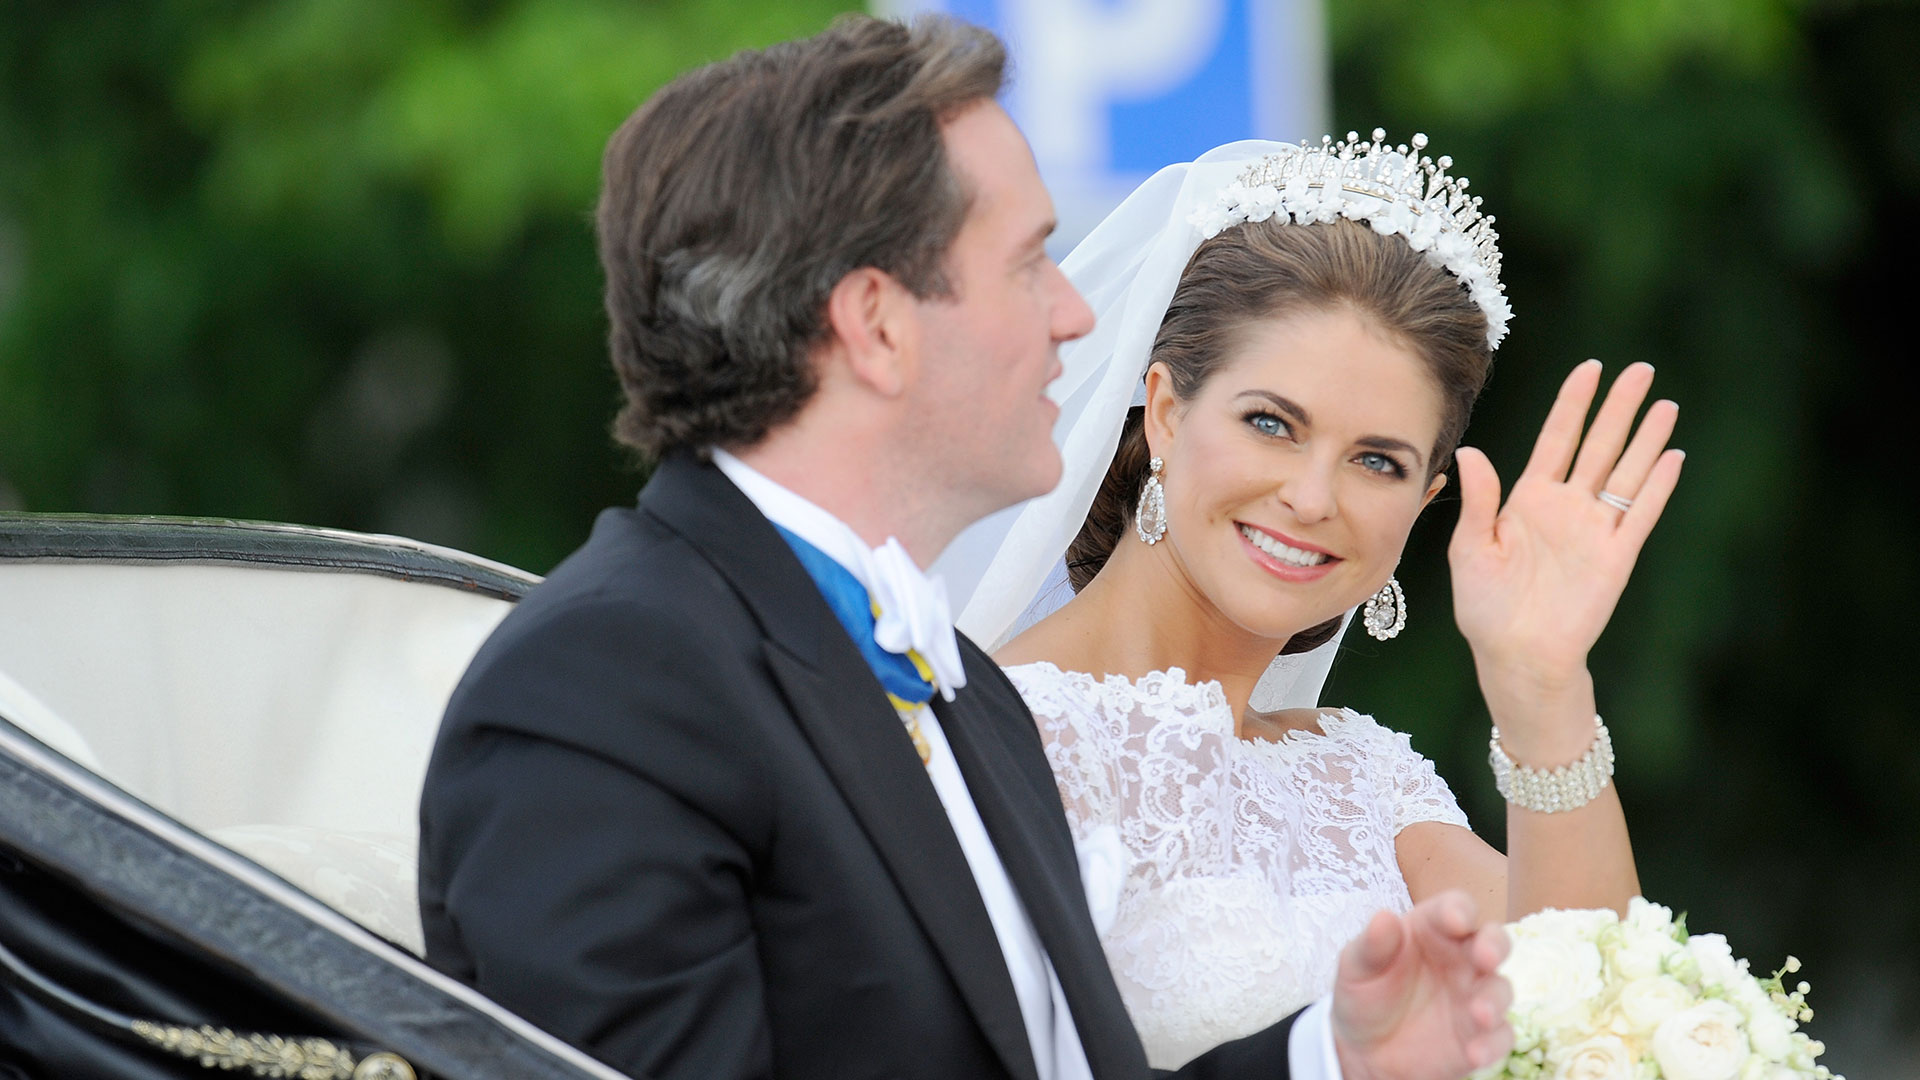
1144, 306, 1449, 641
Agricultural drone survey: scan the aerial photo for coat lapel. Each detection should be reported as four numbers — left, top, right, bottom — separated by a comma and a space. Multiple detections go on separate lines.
639, 455, 1040, 1080
934, 655, 1150, 1080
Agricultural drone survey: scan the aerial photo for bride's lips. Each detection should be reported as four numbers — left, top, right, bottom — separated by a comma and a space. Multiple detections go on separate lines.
1235, 521, 1340, 582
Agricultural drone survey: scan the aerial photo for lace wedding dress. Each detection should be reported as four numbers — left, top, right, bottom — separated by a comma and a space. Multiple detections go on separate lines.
1004, 661, 1471, 1069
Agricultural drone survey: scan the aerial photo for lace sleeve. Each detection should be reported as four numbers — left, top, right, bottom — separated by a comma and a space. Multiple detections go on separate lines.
1331, 711, 1472, 834
1385, 723, 1471, 834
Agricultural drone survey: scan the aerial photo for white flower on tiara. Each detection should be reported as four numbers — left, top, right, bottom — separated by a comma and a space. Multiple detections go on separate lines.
1186, 129, 1511, 350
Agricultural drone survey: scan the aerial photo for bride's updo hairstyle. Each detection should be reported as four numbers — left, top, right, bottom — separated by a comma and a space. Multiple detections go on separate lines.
1066, 217, 1494, 653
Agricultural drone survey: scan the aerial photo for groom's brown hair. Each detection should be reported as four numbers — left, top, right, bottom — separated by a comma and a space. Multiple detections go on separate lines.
597, 15, 1007, 459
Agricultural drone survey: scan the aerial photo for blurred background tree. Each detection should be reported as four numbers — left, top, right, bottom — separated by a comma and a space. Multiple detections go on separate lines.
1, 0, 1913, 1073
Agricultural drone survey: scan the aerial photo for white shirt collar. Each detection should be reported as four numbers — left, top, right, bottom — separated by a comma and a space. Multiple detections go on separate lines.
711, 448, 967, 699
712, 448, 875, 588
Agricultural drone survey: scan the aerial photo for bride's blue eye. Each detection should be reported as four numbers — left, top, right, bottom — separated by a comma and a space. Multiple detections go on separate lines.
1246, 412, 1290, 438
1357, 451, 1406, 477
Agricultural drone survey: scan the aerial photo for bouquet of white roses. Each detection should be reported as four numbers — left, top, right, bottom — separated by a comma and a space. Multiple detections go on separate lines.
1475, 898, 1838, 1080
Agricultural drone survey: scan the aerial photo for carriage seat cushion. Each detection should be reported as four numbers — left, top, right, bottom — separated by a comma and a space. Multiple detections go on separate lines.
5, 667, 427, 954
207, 824, 425, 955
0, 558, 520, 959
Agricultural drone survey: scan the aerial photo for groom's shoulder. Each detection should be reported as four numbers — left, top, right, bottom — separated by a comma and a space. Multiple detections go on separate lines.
536, 503, 693, 598
455, 505, 760, 705
533, 502, 737, 618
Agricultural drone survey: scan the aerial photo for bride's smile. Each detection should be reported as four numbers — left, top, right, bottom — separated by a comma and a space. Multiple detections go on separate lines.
1235, 522, 1336, 574
1143, 305, 1447, 644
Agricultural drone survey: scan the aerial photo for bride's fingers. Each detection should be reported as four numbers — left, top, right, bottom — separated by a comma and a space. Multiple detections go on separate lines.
1599, 399, 1678, 508
1449, 448, 1502, 554
1614, 448, 1685, 552
1567, 363, 1657, 493
1521, 360, 1603, 484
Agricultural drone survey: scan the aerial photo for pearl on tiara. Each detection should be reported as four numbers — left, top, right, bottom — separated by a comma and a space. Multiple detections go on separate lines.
1187, 129, 1512, 350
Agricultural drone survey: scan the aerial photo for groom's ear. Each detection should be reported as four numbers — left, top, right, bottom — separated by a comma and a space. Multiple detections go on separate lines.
823, 266, 916, 398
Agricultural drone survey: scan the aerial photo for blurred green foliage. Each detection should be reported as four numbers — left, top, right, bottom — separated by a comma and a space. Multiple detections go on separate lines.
1, 0, 1915, 1072
0, 0, 848, 568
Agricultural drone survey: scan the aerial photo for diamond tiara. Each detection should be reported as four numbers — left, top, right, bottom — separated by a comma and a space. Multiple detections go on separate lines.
1188, 129, 1511, 349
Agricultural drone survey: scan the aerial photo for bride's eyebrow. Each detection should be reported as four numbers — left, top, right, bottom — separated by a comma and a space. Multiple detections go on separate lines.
1357, 435, 1427, 470
1233, 390, 1310, 427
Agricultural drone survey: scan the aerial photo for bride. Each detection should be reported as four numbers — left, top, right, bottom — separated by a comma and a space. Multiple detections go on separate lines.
936, 132, 1684, 1067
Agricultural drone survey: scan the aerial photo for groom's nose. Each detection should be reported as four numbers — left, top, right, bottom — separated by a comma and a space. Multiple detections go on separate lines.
1048, 261, 1095, 343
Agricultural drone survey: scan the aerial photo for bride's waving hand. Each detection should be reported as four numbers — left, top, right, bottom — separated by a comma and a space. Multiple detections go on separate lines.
1399, 359, 1684, 921
1452, 359, 1683, 690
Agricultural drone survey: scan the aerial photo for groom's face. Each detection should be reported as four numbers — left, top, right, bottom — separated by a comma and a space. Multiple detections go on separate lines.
905, 103, 1094, 518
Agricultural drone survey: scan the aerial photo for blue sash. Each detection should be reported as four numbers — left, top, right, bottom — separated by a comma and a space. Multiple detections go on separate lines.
774, 525, 938, 709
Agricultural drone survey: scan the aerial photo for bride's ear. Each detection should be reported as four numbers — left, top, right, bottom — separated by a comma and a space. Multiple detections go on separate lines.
1142, 362, 1180, 455
1420, 470, 1448, 510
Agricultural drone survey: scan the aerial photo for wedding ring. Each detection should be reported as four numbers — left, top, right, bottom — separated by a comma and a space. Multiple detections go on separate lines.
1596, 490, 1634, 512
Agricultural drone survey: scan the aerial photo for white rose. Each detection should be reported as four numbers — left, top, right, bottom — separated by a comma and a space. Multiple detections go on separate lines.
1614, 975, 1696, 1036
1515, 907, 1617, 942
1741, 1000, 1796, 1061
1612, 930, 1681, 980
1504, 933, 1605, 1035
1551, 1035, 1638, 1080
1685, 934, 1748, 989
1652, 1001, 1751, 1080
1624, 896, 1677, 935
1607, 915, 1683, 979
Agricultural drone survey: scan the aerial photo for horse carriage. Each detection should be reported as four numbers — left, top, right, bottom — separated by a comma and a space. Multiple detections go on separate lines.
0, 514, 629, 1080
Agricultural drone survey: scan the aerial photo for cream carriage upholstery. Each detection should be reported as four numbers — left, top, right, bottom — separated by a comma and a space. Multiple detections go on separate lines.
0, 518, 537, 956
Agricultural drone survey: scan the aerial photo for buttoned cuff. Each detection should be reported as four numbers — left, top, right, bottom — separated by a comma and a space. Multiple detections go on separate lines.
1287, 997, 1344, 1080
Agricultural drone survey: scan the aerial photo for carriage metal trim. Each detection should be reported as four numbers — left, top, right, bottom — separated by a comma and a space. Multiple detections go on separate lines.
0, 926, 413, 1080
0, 514, 542, 601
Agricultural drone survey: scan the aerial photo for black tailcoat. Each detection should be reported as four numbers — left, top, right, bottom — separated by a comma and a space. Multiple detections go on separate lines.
419, 454, 1299, 1080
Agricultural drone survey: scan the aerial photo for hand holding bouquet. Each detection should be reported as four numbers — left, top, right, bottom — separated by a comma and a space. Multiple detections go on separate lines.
1476, 898, 1838, 1080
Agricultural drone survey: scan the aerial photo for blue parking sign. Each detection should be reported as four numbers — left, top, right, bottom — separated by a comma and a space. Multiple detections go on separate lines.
875, 0, 1326, 245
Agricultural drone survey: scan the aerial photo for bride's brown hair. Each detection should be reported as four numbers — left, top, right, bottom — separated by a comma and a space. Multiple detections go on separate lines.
1065, 217, 1496, 654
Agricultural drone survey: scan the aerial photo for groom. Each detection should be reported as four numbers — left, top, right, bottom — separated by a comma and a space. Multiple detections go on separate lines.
419, 14, 1510, 1080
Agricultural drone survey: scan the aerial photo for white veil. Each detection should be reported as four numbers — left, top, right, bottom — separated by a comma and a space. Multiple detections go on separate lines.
932, 139, 1349, 711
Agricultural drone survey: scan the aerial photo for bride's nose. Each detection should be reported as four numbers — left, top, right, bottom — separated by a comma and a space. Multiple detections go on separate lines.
1274, 460, 1338, 524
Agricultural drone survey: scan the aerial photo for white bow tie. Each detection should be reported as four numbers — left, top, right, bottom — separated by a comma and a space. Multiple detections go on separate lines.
865, 538, 967, 702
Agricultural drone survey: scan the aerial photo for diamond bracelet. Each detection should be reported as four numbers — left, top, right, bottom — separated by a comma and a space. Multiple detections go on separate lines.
1488, 715, 1614, 813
